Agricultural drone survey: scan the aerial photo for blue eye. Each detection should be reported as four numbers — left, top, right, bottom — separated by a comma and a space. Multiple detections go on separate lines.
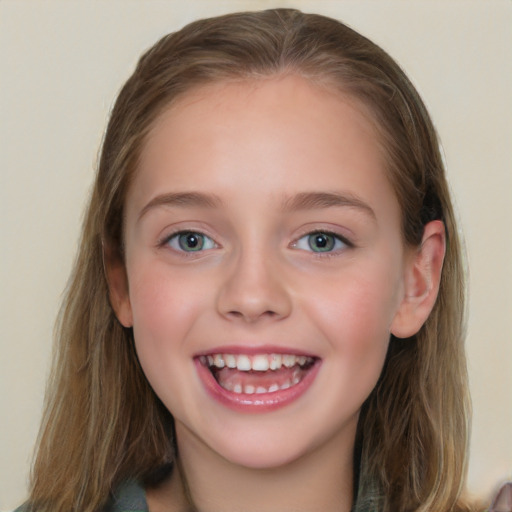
166, 231, 216, 252
295, 232, 348, 253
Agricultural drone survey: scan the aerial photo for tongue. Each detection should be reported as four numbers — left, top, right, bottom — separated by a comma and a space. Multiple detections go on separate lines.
213, 366, 301, 390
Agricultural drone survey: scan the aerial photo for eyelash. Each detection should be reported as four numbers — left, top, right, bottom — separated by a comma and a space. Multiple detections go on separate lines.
158, 229, 353, 256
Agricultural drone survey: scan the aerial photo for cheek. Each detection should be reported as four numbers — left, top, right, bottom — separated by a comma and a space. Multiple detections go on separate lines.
127, 264, 210, 371
126, 264, 217, 418
302, 258, 403, 393
308, 257, 402, 335
321, 280, 392, 356
130, 262, 206, 327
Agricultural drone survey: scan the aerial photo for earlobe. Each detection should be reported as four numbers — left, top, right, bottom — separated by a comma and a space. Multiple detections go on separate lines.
103, 242, 133, 328
391, 220, 446, 339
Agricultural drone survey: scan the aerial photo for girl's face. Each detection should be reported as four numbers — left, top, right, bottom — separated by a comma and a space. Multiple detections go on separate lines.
114, 75, 416, 469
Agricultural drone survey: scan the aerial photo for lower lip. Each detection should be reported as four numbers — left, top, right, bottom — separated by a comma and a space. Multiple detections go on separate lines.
194, 358, 321, 413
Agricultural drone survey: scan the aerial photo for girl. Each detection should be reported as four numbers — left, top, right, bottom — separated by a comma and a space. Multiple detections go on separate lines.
20, 8, 487, 512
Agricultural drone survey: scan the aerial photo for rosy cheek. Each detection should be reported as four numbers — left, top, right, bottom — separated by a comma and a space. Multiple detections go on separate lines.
308, 271, 394, 361
129, 263, 211, 344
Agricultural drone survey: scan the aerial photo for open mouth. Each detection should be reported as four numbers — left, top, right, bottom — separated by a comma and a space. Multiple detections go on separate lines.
198, 353, 317, 395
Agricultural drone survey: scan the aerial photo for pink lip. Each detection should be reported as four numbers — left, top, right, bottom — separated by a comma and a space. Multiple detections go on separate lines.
194, 353, 321, 413
195, 344, 317, 358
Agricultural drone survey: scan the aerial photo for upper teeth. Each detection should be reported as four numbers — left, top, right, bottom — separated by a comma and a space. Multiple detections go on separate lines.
200, 353, 312, 372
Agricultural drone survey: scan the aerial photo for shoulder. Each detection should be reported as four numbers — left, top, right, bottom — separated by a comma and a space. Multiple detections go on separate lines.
102, 480, 149, 512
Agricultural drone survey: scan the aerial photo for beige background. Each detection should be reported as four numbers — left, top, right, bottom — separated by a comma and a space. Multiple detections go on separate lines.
1, 0, 511, 509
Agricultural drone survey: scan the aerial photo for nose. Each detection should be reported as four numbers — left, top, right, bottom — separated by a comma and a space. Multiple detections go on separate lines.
216, 249, 292, 323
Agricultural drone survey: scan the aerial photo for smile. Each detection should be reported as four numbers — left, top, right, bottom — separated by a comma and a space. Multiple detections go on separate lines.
199, 353, 315, 394
195, 349, 320, 411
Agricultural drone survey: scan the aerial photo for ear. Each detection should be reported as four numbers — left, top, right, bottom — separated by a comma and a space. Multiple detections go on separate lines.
390, 220, 446, 339
103, 242, 133, 328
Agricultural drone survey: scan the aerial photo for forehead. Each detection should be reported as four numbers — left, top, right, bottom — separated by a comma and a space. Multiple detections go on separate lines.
129, 74, 399, 223
147, 75, 381, 154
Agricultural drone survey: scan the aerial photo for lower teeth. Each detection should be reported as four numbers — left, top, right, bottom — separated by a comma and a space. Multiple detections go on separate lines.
204, 358, 315, 395
216, 371, 302, 394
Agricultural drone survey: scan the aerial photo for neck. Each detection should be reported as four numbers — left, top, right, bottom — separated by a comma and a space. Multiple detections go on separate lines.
156, 423, 356, 512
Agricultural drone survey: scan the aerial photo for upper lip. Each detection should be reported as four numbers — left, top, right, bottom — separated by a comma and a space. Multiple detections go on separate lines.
194, 344, 319, 358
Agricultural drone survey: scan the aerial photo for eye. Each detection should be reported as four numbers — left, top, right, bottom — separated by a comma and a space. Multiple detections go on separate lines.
165, 231, 216, 252
294, 231, 349, 253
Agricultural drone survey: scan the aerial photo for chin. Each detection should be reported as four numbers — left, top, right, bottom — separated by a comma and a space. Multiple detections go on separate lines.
220, 444, 308, 471
204, 423, 327, 471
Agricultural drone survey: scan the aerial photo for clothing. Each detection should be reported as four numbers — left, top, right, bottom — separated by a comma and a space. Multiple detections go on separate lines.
103, 481, 512, 512
489, 481, 512, 512
15, 479, 512, 511
103, 480, 512, 512
102, 480, 149, 512
13, 481, 148, 512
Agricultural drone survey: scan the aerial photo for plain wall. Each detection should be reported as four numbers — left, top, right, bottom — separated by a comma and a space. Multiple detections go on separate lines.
1, 0, 511, 509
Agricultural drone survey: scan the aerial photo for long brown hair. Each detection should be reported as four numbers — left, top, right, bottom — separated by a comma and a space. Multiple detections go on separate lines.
29, 9, 471, 512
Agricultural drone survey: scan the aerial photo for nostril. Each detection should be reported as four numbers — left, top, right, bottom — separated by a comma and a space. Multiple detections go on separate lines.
227, 309, 278, 322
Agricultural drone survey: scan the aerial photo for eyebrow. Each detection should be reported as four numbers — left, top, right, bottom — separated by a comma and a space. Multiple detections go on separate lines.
138, 190, 376, 221
138, 191, 222, 220
281, 192, 376, 219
